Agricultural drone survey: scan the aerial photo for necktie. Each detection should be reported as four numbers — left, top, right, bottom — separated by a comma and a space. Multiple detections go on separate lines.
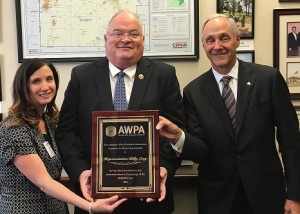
221, 76, 236, 131
114, 71, 127, 111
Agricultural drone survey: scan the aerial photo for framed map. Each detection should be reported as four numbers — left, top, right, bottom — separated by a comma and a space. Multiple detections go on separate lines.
15, 0, 199, 62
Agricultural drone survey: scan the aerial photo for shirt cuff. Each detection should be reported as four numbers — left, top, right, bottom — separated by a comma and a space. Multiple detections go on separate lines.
170, 130, 185, 156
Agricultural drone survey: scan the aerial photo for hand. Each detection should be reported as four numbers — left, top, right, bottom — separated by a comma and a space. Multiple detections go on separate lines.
146, 167, 168, 203
92, 195, 127, 213
79, 169, 93, 201
284, 199, 300, 214
156, 116, 182, 144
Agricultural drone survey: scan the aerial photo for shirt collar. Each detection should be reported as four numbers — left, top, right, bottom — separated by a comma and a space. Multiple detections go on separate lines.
212, 59, 239, 83
109, 62, 136, 80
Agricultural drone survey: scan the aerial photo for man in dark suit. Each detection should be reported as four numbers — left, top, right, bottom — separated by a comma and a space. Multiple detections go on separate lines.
288, 26, 298, 56
156, 14, 300, 214
56, 10, 184, 214
298, 31, 300, 54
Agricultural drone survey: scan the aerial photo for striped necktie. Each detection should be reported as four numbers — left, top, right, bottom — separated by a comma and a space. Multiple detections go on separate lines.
221, 76, 236, 131
114, 70, 127, 111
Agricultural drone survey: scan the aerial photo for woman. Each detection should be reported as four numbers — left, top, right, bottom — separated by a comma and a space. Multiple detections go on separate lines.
0, 58, 126, 213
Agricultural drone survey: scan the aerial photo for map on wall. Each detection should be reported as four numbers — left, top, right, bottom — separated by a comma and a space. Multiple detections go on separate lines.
16, 0, 198, 61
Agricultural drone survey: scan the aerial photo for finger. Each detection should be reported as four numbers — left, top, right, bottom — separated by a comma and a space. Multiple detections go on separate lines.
158, 167, 167, 202
104, 195, 119, 204
146, 198, 155, 203
160, 167, 168, 179
158, 180, 166, 202
112, 198, 127, 207
80, 182, 92, 201
82, 190, 93, 201
156, 117, 168, 129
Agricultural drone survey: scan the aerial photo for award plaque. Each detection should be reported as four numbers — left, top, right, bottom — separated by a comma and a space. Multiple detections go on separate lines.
91, 110, 160, 198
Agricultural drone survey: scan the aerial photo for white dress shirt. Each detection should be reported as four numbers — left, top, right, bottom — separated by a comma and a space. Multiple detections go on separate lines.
109, 62, 136, 104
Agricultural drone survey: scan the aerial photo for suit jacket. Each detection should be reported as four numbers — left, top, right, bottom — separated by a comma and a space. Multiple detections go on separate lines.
288, 32, 298, 50
182, 60, 300, 214
56, 57, 185, 214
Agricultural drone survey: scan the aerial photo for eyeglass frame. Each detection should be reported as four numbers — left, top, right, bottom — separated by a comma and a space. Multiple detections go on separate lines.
106, 30, 143, 39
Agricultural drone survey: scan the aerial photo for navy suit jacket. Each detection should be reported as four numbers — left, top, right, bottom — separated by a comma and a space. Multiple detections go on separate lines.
182, 60, 300, 214
56, 57, 185, 213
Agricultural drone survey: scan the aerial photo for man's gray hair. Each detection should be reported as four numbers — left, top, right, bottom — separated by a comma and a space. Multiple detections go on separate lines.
107, 9, 144, 34
201, 13, 240, 42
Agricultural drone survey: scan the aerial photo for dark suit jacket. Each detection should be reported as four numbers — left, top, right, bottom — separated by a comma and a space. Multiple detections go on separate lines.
182, 60, 300, 214
288, 32, 298, 51
56, 57, 185, 214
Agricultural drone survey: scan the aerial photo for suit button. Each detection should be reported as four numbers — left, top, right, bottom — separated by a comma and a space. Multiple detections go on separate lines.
236, 155, 241, 159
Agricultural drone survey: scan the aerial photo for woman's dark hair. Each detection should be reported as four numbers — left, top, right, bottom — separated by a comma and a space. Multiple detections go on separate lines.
7, 58, 59, 127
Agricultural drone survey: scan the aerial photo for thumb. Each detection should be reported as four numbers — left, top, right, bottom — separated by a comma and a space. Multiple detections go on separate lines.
105, 195, 119, 204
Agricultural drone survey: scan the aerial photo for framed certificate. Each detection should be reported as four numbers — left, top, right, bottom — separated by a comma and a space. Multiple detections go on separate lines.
91, 110, 160, 198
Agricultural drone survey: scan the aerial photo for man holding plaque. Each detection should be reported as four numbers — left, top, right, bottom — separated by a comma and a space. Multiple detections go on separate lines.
156, 14, 300, 214
56, 9, 185, 214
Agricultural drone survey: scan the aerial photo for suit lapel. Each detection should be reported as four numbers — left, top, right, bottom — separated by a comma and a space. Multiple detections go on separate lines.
201, 71, 236, 140
128, 58, 150, 110
235, 60, 255, 136
92, 59, 114, 110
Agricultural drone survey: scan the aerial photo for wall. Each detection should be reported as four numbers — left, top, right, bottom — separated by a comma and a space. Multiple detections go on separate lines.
1, 1, 299, 214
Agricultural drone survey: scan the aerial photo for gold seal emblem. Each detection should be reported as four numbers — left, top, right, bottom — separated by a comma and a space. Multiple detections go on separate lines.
106, 126, 117, 137
138, 74, 144, 79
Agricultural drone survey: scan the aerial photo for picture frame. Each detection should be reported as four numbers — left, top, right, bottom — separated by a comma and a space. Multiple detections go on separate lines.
237, 50, 255, 63
216, 0, 254, 39
15, 0, 199, 62
273, 9, 300, 100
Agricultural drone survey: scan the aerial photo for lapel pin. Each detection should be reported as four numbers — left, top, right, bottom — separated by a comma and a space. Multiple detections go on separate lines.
138, 74, 144, 80
246, 82, 251, 85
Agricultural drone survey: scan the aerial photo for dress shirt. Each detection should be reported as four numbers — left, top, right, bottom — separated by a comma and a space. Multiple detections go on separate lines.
212, 59, 239, 100
293, 32, 297, 40
109, 61, 136, 104
108, 62, 186, 155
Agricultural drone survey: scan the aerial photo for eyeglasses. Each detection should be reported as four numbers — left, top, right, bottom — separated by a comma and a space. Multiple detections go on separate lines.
106, 30, 142, 39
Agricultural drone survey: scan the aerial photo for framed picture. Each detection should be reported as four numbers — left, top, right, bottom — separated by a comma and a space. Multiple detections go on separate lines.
286, 62, 300, 88
237, 50, 255, 63
216, 0, 254, 39
15, 0, 199, 62
273, 9, 300, 100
